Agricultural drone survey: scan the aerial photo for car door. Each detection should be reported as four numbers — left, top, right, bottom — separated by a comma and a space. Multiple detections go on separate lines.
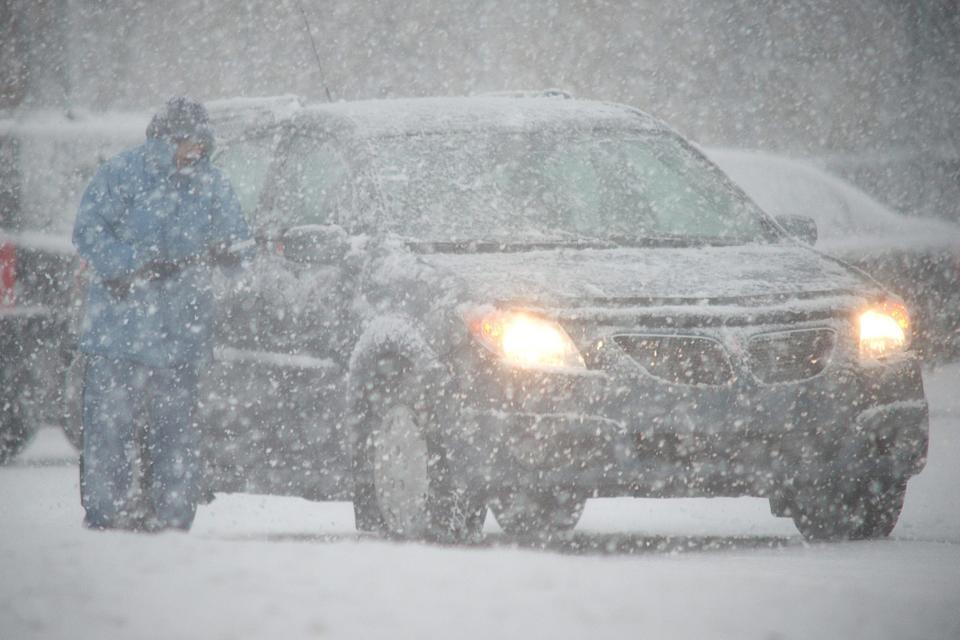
198, 130, 286, 493
201, 127, 356, 500
204, 128, 345, 498
251, 132, 355, 365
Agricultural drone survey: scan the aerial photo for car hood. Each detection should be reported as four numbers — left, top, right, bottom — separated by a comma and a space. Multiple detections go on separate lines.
413, 242, 874, 307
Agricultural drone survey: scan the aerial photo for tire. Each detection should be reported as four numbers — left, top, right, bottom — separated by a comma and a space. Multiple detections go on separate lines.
352, 360, 485, 542
352, 478, 387, 532
490, 490, 586, 537
0, 402, 34, 465
789, 475, 907, 541
0, 364, 36, 465
61, 351, 86, 451
849, 477, 907, 540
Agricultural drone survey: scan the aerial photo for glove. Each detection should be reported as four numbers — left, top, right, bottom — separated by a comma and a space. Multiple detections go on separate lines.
208, 246, 241, 268
140, 258, 181, 281
102, 277, 132, 300
101, 258, 178, 300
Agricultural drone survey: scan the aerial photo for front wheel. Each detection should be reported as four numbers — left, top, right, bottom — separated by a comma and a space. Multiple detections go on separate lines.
490, 490, 586, 537
788, 475, 907, 541
0, 400, 34, 465
849, 478, 907, 539
352, 361, 485, 542
0, 364, 36, 465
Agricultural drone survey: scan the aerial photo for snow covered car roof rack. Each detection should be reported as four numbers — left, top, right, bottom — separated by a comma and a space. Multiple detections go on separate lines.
475, 89, 574, 99
206, 95, 305, 135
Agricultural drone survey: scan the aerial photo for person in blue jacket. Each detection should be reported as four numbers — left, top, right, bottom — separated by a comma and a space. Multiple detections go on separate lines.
73, 97, 250, 531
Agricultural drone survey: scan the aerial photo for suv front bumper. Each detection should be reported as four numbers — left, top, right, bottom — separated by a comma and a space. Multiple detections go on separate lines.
451, 350, 928, 499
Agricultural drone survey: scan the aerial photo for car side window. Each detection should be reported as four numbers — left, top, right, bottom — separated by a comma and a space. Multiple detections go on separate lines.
214, 136, 276, 223
283, 139, 351, 226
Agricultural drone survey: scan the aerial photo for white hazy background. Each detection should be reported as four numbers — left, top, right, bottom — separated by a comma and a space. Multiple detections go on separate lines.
3, 1, 959, 220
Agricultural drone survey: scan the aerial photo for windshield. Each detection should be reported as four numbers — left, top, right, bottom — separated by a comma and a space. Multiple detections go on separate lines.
214, 135, 275, 222
361, 130, 778, 246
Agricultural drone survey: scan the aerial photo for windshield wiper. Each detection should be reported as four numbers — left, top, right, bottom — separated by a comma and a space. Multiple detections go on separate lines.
406, 235, 755, 254
406, 239, 617, 254
603, 234, 755, 248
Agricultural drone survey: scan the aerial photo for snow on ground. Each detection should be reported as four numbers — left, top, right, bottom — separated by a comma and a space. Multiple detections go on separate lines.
2, 365, 959, 640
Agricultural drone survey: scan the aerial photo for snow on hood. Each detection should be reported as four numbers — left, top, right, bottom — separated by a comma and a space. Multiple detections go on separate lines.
412, 243, 872, 307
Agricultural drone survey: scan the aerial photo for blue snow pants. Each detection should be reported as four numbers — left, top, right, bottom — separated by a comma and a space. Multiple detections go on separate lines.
81, 355, 201, 531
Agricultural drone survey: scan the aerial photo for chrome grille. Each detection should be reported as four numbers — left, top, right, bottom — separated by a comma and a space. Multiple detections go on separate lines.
613, 335, 735, 386
747, 329, 835, 384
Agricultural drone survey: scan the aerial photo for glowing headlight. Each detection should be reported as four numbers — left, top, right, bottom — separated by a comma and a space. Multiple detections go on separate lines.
468, 309, 586, 370
858, 301, 910, 359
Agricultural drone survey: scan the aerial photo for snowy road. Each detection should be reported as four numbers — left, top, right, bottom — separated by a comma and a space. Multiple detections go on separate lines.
2, 365, 959, 640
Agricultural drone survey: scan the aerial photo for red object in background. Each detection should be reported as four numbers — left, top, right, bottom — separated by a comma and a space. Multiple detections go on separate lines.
0, 242, 15, 306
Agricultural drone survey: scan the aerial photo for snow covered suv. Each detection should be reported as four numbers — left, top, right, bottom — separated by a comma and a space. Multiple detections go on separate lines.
68, 96, 930, 542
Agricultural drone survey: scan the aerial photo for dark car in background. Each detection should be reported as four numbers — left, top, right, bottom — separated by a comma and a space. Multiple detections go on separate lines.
57, 95, 928, 543
0, 228, 70, 463
0, 111, 148, 462
706, 148, 960, 361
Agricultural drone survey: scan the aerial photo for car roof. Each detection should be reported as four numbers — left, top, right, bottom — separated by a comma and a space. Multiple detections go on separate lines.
206, 95, 304, 139
288, 96, 670, 139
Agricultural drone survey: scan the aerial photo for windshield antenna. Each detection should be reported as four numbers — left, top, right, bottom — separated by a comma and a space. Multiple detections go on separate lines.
295, 0, 334, 102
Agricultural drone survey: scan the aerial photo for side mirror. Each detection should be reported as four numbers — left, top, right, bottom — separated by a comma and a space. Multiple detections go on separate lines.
775, 215, 818, 245
281, 225, 350, 264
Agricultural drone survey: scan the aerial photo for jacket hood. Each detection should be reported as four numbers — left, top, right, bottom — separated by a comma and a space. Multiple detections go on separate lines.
146, 96, 216, 156
143, 138, 177, 176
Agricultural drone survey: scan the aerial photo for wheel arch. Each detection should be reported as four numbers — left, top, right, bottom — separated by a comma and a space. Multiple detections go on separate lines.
346, 314, 454, 420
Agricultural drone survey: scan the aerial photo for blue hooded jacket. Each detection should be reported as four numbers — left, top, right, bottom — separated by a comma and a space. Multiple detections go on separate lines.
73, 137, 251, 368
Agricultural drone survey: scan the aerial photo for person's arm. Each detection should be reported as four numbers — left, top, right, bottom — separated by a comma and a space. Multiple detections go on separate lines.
72, 159, 160, 282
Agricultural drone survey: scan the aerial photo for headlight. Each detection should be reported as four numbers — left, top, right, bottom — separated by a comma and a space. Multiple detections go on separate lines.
859, 301, 910, 359
467, 309, 586, 370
